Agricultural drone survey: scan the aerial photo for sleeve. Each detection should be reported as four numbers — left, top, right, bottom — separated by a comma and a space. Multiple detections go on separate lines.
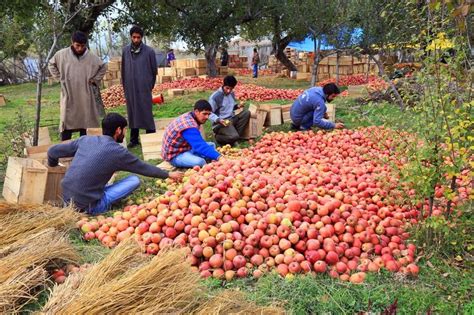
182, 128, 220, 160
118, 147, 169, 179
92, 60, 107, 84
121, 49, 126, 85
208, 94, 220, 123
48, 52, 60, 79
47, 139, 80, 167
312, 101, 336, 129
150, 50, 157, 88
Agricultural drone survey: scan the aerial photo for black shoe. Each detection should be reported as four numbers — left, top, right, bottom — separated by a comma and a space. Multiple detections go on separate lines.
127, 142, 140, 149
290, 123, 299, 131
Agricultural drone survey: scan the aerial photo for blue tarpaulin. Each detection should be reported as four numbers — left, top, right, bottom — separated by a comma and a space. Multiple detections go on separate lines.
287, 29, 363, 52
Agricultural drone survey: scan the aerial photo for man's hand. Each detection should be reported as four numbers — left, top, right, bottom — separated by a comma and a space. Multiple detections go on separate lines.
324, 112, 329, 119
218, 119, 231, 127
168, 171, 184, 182
335, 122, 345, 129
237, 102, 245, 109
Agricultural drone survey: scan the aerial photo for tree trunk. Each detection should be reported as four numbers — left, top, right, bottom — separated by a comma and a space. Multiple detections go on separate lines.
336, 51, 340, 86
33, 60, 44, 146
310, 38, 321, 87
205, 44, 218, 77
370, 55, 404, 110
273, 37, 296, 72
366, 53, 370, 82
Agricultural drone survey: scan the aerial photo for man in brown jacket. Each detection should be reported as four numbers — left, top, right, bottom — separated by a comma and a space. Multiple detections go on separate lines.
48, 31, 107, 141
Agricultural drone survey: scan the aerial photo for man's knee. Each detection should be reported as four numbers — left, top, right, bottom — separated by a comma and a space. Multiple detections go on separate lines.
241, 109, 251, 120
124, 175, 141, 190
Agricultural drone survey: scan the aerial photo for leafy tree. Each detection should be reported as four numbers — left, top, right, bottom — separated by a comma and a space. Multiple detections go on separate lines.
240, 0, 307, 72
121, 0, 255, 77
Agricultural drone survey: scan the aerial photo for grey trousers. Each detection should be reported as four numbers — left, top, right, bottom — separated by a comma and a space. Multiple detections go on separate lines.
214, 109, 251, 145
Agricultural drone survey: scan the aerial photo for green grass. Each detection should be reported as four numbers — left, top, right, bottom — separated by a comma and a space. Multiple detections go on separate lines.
202, 256, 473, 314
2, 78, 472, 314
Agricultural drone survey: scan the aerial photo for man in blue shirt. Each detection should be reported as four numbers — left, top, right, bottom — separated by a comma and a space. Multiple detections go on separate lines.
290, 83, 344, 130
208, 76, 250, 145
162, 100, 222, 168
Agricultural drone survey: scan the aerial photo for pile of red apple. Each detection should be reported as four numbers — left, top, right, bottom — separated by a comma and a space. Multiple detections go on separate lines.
153, 77, 304, 101
78, 126, 470, 282
317, 74, 386, 88
101, 84, 126, 108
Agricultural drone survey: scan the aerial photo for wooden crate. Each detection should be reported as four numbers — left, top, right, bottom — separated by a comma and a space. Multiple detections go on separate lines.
177, 68, 196, 77
281, 104, 292, 123
326, 103, 336, 122
168, 89, 185, 97
194, 59, 207, 68
296, 72, 311, 81
108, 61, 120, 71
0, 94, 6, 106
257, 104, 282, 126
158, 67, 175, 76
158, 75, 173, 83
25, 144, 73, 167
218, 66, 228, 75
86, 128, 102, 136
141, 131, 166, 161
242, 110, 267, 139
2, 157, 48, 204
175, 59, 188, 68
195, 67, 207, 75
24, 127, 51, 147
44, 165, 66, 205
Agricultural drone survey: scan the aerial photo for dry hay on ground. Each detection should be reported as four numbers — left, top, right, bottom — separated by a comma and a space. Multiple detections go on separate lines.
43, 239, 285, 314
0, 202, 78, 247
194, 290, 284, 315
0, 228, 78, 313
43, 239, 202, 314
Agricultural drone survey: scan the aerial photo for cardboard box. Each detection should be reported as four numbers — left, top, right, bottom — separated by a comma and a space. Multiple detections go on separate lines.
2, 157, 48, 204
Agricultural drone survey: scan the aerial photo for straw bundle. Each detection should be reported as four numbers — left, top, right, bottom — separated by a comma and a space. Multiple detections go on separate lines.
0, 228, 79, 282
43, 239, 203, 314
0, 266, 47, 313
0, 203, 79, 247
0, 202, 40, 216
193, 291, 284, 315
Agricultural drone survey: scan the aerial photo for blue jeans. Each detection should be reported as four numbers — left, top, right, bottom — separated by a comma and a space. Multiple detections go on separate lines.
170, 142, 216, 168
299, 111, 314, 130
88, 175, 141, 214
253, 64, 258, 78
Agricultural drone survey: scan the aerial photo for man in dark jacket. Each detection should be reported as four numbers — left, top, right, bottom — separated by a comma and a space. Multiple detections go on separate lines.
121, 25, 157, 148
220, 48, 229, 66
48, 113, 183, 214
208, 75, 250, 145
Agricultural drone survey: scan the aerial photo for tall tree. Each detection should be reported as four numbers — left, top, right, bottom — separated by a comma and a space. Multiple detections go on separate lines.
291, 0, 343, 86
121, 0, 254, 77
240, 0, 307, 71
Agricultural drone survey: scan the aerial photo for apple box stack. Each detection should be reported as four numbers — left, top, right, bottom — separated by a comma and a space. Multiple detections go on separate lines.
103, 58, 122, 88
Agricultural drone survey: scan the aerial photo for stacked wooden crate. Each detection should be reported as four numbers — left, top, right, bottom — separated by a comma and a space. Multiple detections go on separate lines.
157, 58, 213, 83
103, 59, 122, 88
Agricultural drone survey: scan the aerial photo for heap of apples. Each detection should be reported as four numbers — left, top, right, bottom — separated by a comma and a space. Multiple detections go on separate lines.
78, 127, 470, 282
